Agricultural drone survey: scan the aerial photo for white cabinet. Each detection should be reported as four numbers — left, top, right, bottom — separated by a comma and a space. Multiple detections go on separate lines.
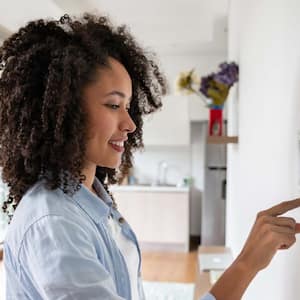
142, 95, 190, 146
112, 188, 190, 252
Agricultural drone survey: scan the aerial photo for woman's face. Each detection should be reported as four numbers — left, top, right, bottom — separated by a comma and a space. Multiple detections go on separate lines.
82, 57, 136, 170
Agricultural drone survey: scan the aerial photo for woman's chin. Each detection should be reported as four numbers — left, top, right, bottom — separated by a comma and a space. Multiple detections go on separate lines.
99, 160, 121, 169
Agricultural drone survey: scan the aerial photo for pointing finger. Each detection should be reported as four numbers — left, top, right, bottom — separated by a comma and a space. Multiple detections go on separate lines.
259, 199, 300, 217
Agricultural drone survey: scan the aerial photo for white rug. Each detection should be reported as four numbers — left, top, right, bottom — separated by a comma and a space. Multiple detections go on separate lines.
143, 281, 195, 300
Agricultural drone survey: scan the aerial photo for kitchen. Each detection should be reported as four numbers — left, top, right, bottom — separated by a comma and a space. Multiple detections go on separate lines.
110, 106, 228, 252
1, 0, 300, 300
0, 0, 229, 298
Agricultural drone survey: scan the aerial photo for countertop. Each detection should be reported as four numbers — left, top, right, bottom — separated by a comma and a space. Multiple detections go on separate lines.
194, 246, 230, 300
110, 184, 189, 193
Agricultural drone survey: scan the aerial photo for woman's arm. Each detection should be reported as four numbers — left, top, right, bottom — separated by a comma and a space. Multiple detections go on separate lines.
210, 199, 300, 300
208, 258, 256, 300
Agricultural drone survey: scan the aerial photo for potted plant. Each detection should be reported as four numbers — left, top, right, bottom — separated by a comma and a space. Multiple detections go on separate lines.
176, 62, 239, 136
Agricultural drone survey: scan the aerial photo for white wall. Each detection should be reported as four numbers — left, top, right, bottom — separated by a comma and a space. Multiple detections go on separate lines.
226, 0, 300, 299
159, 54, 226, 94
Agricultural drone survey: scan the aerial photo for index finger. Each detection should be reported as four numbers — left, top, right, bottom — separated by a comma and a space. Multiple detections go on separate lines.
260, 198, 300, 217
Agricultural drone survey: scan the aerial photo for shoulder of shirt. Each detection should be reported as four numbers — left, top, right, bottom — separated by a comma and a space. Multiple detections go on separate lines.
4, 180, 93, 256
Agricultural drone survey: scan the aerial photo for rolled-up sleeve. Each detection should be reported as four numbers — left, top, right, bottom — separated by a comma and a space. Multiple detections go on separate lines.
18, 215, 125, 300
200, 293, 216, 300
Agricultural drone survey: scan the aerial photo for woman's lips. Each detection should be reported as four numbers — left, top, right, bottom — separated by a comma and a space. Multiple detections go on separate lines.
108, 137, 127, 153
109, 143, 124, 153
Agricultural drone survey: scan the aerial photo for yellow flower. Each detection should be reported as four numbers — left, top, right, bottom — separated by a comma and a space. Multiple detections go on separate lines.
175, 69, 200, 95
206, 80, 229, 106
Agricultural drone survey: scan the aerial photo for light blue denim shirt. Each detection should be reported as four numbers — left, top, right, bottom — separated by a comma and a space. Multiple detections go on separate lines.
4, 177, 215, 300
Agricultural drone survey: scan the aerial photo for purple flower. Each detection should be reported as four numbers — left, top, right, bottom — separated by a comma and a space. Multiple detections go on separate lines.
214, 62, 239, 87
200, 74, 215, 97
194, 61, 239, 107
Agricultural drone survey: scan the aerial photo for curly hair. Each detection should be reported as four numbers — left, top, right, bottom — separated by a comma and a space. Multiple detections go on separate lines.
0, 13, 167, 219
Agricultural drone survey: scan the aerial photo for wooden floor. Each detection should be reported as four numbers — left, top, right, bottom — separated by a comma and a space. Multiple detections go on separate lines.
141, 249, 198, 283
141, 237, 199, 283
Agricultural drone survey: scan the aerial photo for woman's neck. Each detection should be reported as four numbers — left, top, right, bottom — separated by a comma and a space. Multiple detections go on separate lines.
81, 164, 96, 193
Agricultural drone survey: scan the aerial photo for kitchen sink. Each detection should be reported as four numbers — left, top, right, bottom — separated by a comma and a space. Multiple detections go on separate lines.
135, 183, 178, 187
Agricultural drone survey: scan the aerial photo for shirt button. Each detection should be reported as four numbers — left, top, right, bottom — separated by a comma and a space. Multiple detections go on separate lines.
118, 217, 125, 224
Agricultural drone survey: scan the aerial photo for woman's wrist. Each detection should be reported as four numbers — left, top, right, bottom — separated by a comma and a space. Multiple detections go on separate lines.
234, 251, 260, 277
209, 256, 258, 300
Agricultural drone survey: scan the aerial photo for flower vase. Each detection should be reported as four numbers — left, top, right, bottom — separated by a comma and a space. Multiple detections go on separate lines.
209, 106, 223, 136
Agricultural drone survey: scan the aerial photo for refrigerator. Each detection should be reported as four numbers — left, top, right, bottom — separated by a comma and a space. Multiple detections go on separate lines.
201, 140, 227, 245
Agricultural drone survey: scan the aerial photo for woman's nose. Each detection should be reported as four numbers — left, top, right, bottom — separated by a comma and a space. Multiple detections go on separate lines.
120, 112, 136, 133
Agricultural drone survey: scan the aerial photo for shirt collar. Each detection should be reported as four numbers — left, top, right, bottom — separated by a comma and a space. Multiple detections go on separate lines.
72, 177, 113, 224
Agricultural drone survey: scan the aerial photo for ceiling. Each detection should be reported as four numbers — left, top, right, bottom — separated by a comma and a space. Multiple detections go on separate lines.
0, 0, 228, 55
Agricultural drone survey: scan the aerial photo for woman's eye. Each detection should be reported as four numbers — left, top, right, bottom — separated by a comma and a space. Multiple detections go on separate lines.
107, 104, 120, 110
105, 104, 130, 111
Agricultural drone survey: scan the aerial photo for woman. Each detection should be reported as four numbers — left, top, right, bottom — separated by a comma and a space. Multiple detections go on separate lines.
0, 14, 299, 300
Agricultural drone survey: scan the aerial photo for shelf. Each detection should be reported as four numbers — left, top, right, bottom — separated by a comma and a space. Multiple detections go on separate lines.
207, 136, 238, 144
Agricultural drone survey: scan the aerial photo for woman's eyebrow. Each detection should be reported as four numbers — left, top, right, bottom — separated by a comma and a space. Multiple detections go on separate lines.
104, 90, 132, 102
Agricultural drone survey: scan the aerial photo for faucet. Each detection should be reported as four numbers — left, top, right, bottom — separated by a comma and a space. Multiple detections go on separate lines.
155, 160, 168, 186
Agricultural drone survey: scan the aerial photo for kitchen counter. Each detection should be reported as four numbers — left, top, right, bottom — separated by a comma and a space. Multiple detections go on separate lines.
111, 185, 190, 251
194, 246, 230, 300
110, 184, 189, 193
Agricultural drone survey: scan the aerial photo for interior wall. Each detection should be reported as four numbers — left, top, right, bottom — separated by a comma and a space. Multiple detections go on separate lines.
226, 0, 300, 299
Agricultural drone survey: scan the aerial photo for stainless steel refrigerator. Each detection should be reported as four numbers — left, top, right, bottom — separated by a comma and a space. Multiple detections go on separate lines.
201, 141, 226, 245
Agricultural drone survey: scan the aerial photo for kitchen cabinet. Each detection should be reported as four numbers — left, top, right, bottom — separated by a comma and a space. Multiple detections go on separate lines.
111, 186, 190, 252
142, 95, 190, 146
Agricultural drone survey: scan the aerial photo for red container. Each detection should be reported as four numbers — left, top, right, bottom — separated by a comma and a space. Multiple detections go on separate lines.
209, 107, 223, 136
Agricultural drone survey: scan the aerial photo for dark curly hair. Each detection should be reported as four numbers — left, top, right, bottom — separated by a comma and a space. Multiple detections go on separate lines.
0, 13, 167, 219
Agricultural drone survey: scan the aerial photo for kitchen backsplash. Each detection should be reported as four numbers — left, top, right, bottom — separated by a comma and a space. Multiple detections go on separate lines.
131, 145, 191, 186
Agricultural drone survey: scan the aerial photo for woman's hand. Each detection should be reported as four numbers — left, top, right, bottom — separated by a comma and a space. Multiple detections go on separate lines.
210, 198, 300, 300
236, 199, 300, 273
